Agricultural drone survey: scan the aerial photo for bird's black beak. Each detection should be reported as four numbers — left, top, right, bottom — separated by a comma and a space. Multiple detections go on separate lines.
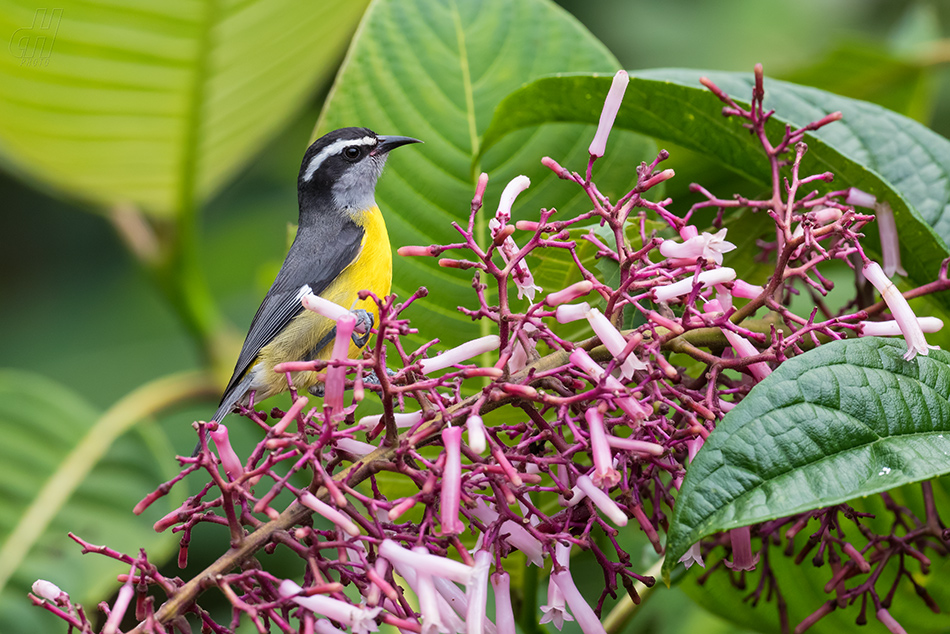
375, 135, 422, 154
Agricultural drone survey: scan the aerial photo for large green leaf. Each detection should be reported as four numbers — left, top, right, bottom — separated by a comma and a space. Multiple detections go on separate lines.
0, 0, 367, 216
313, 0, 656, 348
682, 479, 950, 634
479, 70, 950, 317
0, 370, 188, 634
662, 338, 950, 580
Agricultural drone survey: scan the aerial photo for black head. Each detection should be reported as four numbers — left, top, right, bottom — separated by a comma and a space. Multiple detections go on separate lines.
298, 127, 421, 213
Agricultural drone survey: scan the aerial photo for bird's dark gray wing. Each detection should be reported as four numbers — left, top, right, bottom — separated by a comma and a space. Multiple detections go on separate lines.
216, 219, 365, 411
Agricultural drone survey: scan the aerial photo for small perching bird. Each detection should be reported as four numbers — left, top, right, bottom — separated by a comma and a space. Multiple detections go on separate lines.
211, 127, 421, 425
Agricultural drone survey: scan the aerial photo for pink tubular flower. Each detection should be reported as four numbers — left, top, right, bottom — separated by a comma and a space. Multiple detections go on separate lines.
465, 414, 487, 454
658, 229, 736, 265
589, 70, 629, 158
863, 261, 939, 360
440, 426, 464, 535
299, 492, 360, 537
31, 579, 65, 602
471, 500, 544, 566
545, 280, 593, 306
721, 328, 771, 381
301, 291, 351, 324
678, 543, 705, 570
397, 245, 437, 257
876, 608, 908, 634
420, 335, 501, 374
491, 176, 542, 302
585, 307, 646, 378
586, 408, 619, 487
724, 526, 758, 571
556, 302, 590, 323
102, 567, 135, 634
358, 411, 424, 429
491, 573, 516, 634
210, 424, 244, 480
845, 187, 877, 209
334, 437, 377, 457
325, 313, 357, 415
732, 279, 764, 300
551, 569, 607, 634
465, 551, 493, 634
874, 201, 906, 277
606, 435, 664, 457
279, 580, 381, 634
569, 349, 651, 423
574, 475, 628, 526
859, 316, 943, 337
379, 540, 473, 585
653, 267, 736, 302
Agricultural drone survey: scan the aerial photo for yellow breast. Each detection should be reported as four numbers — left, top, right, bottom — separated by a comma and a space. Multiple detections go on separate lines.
254, 205, 392, 398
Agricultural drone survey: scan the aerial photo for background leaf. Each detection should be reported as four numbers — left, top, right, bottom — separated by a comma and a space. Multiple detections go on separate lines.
0, 0, 367, 215
663, 337, 950, 578
313, 0, 656, 349
0, 370, 190, 632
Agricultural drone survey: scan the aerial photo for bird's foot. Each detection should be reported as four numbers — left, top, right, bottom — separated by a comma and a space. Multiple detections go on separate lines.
362, 367, 397, 385
309, 383, 325, 397
351, 309, 374, 348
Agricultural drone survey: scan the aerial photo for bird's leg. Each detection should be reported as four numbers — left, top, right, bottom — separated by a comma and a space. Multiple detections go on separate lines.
362, 367, 397, 385
350, 309, 375, 348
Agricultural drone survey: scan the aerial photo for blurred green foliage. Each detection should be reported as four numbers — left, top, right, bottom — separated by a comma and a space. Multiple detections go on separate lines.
2, 0, 950, 633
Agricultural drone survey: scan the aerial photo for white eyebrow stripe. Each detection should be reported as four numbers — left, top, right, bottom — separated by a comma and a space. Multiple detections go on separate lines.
302, 136, 378, 182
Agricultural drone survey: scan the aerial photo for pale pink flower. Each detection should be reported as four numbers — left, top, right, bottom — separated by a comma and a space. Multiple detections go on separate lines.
465, 414, 487, 454
210, 424, 244, 480
421, 335, 501, 374
731, 279, 764, 299
440, 426, 465, 536
863, 261, 939, 360
678, 543, 705, 570
379, 540, 473, 585
470, 500, 544, 566
606, 435, 664, 457
358, 411, 424, 429
556, 302, 591, 323
551, 568, 607, 634
585, 307, 646, 378
102, 569, 135, 634
544, 280, 593, 306
659, 229, 736, 265
301, 290, 350, 323
465, 551, 493, 634
31, 579, 65, 602
334, 437, 377, 457
876, 608, 908, 634
845, 187, 877, 209
279, 580, 381, 634
654, 267, 737, 302
325, 313, 357, 415
540, 544, 574, 630
491, 573, 516, 634
859, 316, 943, 337
585, 408, 619, 487
874, 201, 906, 277
491, 176, 542, 301
569, 349, 650, 423
721, 328, 771, 381
574, 475, 628, 526
589, 70, 629, 158
299, 492, 360, 537
724, 526, 758, 571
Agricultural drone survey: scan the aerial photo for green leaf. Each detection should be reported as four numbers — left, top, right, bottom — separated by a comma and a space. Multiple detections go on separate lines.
778, 43, 934, 122
479, 70, 950, 317
681, 478, 950, 634
314, 0, 656, 348
0, 370, 188, 632
662, 338, 950, 580
0, 0, 367, 216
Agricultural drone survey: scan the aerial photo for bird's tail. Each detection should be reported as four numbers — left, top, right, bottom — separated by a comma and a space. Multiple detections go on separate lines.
192, 373, 255, 457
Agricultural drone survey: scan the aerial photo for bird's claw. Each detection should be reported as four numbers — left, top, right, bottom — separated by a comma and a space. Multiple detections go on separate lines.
362, 367, 397, 385
351, 309, 374, 347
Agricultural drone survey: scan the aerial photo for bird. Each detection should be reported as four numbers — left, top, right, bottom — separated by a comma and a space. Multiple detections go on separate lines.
209, 127, 421, 428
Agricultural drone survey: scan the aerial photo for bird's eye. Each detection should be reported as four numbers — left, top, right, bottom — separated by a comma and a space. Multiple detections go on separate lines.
342, 146, 362, 161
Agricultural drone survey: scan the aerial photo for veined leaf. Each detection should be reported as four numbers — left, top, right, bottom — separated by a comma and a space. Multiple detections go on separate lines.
0, 0, 367, 216
0, 370, 195, 632
314, 0, 655, 348
662, 338, 950, 580
480, 70, 950, 317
